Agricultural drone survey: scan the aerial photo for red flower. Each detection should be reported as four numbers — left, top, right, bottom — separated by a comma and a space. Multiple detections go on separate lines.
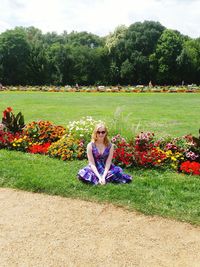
28, 142, 51, 154
113, 141, 133, 167
134, 147, 166, 167
3, 107, 13, 119
180, 161, 200, 175
0, 130, 21, 147
6, 107, 12, 112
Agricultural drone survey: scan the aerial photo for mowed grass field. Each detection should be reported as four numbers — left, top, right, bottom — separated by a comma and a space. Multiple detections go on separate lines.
0, 91, 200, 225
0, 91, 199, 137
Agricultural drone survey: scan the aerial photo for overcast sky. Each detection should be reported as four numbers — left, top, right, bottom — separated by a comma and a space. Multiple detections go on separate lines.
1, 0, 200, 38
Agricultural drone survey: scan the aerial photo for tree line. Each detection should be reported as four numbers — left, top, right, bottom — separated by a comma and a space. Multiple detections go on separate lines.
0, 21, 200, 86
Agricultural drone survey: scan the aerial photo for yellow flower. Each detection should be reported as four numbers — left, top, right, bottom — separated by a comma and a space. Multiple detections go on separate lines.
171, 163, 176, 169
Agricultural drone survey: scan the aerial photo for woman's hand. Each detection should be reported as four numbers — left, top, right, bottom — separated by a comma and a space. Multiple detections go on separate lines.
99, 176, 106, 185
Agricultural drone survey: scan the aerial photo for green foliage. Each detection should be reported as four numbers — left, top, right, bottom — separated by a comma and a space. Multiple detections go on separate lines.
66, 31, 103, 48
0, 21, 200, 85
152, 29, 184, 84
0, 28, 31, 85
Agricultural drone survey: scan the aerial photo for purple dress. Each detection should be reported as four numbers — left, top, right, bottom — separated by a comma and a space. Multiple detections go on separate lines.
78, 142, 132, 185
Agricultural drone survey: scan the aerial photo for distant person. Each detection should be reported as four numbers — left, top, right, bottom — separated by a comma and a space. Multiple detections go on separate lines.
78, 123, 132, 185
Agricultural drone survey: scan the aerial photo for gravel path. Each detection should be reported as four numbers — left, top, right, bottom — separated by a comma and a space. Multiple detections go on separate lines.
0, 188, 200, 267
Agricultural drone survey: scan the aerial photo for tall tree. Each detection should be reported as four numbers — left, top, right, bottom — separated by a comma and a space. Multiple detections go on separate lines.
0, 28, 31, 85
151, 29, 184, 84
47, 43, 74, 85
66, 31, 104, 48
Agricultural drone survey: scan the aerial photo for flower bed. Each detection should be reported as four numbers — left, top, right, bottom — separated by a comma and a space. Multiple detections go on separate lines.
1, 107, 200, 176
0, 85, 200, 93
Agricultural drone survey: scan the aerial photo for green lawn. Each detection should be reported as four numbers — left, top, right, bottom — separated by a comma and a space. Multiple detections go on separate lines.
0, 91, 199, 138
0, 91, 200, 225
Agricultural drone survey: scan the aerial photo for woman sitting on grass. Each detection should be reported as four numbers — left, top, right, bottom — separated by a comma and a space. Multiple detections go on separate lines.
78, 123, 132, 185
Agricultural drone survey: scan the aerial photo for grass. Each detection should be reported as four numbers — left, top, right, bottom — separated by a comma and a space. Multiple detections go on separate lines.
0, 91, 200, 225
0, 91, 200, 138
0, 149, 200, 225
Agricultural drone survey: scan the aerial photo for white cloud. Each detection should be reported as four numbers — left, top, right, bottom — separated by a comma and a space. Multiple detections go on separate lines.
0, 0, 200, 38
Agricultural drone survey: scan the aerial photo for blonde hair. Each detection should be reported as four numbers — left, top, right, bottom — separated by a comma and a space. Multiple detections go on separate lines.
91, 123, 110, 146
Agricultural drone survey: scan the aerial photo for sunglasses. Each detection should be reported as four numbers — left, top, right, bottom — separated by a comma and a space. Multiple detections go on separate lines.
97, 131, 106, 134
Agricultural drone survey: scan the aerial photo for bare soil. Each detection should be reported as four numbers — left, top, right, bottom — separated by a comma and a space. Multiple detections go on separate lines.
0, 188, 200, 267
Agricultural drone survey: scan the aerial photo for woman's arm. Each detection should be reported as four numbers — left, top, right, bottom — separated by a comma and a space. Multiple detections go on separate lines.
87, 143, 102, 181
102, 144, 114, 180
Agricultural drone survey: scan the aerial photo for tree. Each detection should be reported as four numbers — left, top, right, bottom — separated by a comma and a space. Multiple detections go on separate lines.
21, 27, 50, 84
47, 43, 74, 85
105, 25, 127, 53
152, 29, 184, 84
106, 21, 165, 84
125, 21, 165, 56
120, 59, 133, 84
0, 28, 31, 85
178, 39, 200, 84
66, 31, 104, 48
